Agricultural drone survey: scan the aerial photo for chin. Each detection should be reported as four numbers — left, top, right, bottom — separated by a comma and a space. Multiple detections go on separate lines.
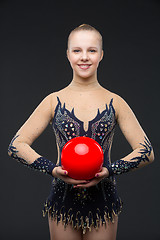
75, 71, 95, 78
77, 74, 93, 79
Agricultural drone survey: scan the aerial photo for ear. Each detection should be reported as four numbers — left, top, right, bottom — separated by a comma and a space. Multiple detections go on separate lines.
100, 50, 104, 61
66, 49, 69, 60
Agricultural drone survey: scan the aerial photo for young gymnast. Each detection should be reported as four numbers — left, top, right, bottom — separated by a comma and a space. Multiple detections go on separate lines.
8, 24, 154, 240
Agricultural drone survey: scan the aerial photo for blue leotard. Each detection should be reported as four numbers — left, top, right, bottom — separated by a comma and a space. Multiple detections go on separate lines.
43, 96, 123, 234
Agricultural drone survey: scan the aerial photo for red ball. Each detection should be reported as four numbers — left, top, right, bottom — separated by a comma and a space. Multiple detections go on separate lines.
61, 136, 104, 180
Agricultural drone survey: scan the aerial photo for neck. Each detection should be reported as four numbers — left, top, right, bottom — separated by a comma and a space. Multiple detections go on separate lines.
67, 73, 101, 91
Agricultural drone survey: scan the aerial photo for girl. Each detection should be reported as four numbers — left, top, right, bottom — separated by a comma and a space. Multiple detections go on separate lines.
8, 24, 154, 240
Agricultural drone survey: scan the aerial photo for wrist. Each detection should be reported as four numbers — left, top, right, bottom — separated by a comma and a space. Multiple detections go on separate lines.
103, 167, 110, 178
29, 157, 56, 176
52, 166, 58, 177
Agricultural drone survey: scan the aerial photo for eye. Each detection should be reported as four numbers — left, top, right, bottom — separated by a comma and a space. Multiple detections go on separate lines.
73, 50, 80, 53
89, 49, 96, 52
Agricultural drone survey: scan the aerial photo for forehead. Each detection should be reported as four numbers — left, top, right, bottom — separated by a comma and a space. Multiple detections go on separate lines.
68, 30, 101, 48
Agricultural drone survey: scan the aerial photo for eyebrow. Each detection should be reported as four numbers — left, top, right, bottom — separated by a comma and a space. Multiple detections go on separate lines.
71, 47, 98, 49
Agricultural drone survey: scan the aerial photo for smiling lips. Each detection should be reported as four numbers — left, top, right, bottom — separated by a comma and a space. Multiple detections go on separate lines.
78, 64, 92, 70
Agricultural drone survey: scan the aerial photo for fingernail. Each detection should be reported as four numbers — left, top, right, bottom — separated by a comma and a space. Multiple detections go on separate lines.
96, 174, 99, 177
65, 171, 67, 175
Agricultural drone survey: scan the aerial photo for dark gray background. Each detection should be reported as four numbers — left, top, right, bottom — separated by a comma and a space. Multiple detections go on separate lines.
0, 0, 160, 239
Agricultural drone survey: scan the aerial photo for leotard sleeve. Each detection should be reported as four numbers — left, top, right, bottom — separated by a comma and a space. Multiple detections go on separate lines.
8, 94, 57, 176
105, 136, 153, 176
104, 95, 154, 176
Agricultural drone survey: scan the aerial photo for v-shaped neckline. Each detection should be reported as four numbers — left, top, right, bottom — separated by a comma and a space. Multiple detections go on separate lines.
53, 96, 115, 133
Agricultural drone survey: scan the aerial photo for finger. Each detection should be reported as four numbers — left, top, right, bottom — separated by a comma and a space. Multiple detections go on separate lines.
95, 172, 103, 178
95, 171, 106, 178
60, 176, 89, 184
70, 179, 90, 185
57, 168, 68, 176
75, 183, 91, 188
75, 180, 97, 188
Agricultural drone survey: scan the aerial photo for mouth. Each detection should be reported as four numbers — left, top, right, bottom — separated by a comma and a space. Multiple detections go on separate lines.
78, 64, 92, 70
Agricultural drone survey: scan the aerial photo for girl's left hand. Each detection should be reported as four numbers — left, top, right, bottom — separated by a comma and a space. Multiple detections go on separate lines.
73, 167, 109, 188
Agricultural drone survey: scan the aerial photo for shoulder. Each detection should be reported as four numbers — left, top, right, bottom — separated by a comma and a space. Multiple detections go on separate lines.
111, 92, 127, 106
92, 87, 129, 119
46, 90, 65, 119
38, 92, 57, 108
110, 93, 136, 124
48, 91, 59, 104
100, 88, 123, 103
49, 89, 65, 106
106, 91, 132, 120
43, 89, 62, 103
36, 92, 59, 117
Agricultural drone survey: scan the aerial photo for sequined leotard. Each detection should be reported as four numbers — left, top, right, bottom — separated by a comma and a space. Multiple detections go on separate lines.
43, 96, 123, 234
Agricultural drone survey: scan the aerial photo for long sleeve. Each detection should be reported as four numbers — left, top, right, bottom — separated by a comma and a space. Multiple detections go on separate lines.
105, 94, 155, 177
105, 136, 154, 176
8, 135, 57, 176
8, 94, 58, 176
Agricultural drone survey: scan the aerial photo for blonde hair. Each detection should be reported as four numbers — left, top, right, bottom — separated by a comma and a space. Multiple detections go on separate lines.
67, 23, 103, 51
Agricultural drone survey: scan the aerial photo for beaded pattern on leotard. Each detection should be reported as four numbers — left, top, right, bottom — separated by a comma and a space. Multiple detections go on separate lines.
107, 136, 152, 176
43, 96, 122, 234
51, 96, 117, 167
8, 135, 57, 175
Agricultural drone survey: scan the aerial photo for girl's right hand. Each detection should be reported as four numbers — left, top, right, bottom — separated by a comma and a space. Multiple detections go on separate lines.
52, 166, 90, 185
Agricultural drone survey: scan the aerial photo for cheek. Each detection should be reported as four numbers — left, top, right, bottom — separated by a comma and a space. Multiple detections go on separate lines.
91, 56, 101, 66
69, 55, 79, 66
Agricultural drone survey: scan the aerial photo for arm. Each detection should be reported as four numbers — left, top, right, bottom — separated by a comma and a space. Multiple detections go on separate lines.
106, 95, 154, 176
8, 93, 57, 176
8, 93, 90, 185
72, 95, 155, 189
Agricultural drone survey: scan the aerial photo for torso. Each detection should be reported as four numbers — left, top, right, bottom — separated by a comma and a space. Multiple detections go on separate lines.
50, 86, 118, 131
49, 85, 119, 166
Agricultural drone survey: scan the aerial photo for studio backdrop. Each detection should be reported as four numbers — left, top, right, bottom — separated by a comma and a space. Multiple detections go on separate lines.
0, 0, 159, 239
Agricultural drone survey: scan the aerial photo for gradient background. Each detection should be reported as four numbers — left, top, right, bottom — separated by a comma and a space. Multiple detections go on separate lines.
0, 0, 160, 239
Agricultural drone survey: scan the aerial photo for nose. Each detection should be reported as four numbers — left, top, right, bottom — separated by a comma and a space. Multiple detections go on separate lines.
80, 51, 89, 61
